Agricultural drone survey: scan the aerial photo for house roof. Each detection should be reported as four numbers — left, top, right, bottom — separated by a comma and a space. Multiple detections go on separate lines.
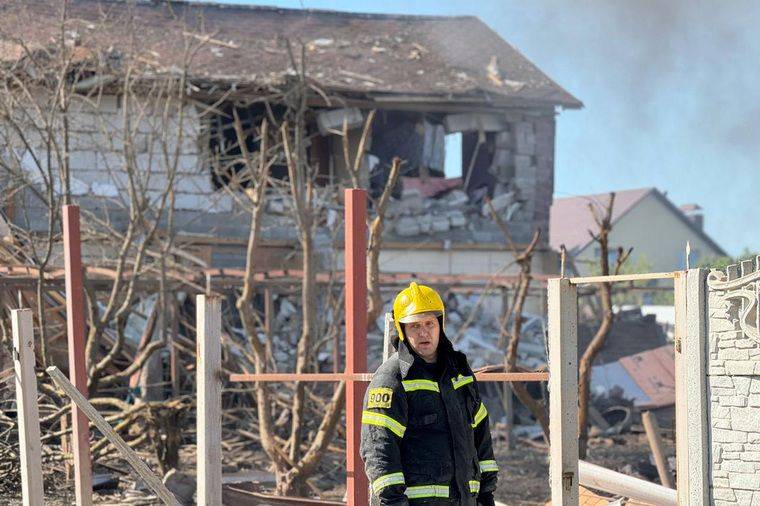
549, 187, 727, 256
0, 0, 582, 108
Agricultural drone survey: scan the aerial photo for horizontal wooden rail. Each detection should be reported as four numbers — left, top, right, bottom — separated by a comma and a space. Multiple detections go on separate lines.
567, 271, 678, 285
228, 372, 549, 383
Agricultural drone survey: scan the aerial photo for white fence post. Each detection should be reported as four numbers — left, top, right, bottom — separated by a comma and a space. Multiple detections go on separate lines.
197, 294, 222, 504
548, 278, 579, 505
12, 309, 44, 506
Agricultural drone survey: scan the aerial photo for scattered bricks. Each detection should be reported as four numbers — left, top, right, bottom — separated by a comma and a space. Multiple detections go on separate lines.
713, 488, 737, 501
719, 396, 747, 407
741, 452, 760, 462
417, 214, 432, 234
395, 216, 420, 237
447, 210, 466, 228
482, 191, 515, 217
725, 360, 760, 375
730, 407, 760, 431
431, 215, 450, 233
442, 190, 468, 208
713, 428, 748, 443
728, 473, 760, 488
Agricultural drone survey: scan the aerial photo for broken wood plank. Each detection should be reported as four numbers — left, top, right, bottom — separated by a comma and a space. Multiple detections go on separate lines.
13, 309, 44, 506
578, 460, 676, 505
642, 411, 674, 488
197, 294, 223, 506
46, 366, 180, 506
228, 372, 549, 382
568, 271, 677, 284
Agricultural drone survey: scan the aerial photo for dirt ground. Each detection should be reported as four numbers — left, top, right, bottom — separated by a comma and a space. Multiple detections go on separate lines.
1, 431, 675, 505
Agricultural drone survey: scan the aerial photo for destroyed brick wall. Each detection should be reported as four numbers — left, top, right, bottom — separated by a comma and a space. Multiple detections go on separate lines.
705, 261, 760, 504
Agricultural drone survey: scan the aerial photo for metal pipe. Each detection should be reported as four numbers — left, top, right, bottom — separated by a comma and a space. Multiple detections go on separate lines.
579, 460, 676, 505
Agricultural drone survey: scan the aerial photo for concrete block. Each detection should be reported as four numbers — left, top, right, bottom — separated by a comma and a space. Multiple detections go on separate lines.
734, 377, 752, 396
711, 318, 741, 332
734, 490, 755, 505
714, 419, 732, 429
431, 215, 450, 233
494, 130, 511, 148
713, 500, 737, 506
711, 376, 735, 388
735, 338, 759, 349
724, 451, 742, 460
316, 108, 363, 135
417, 214, 432, 234
751, 379, 760, 393
718, 339, 738, 349
731, 407, 760, 431
482, 191, 515, 217
713, 477, 730, 488
442, 190, 468, 208
723, 443, 745, 452
750, 433, 760, 444
395, 216, 420, 237
709, 365, 727, 375
713, 405, 731, 418
741, 452, 760, 461
448, 210, 467, 228
713, 469, 730, 478
513, 121, 535, 155
69, 150, 99, 171
752, 396, 760, 407
729, 473, 760, 490
722, 460, 756, 472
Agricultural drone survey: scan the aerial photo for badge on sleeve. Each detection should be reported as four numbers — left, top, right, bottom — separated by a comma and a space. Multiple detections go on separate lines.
367, 387, 393, 409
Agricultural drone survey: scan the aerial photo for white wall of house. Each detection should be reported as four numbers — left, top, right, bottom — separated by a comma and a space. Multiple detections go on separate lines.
574, 191, 723, 275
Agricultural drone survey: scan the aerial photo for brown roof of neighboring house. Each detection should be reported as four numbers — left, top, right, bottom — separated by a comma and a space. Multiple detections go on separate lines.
549, 187, 726, 256
0, 0, 582, 108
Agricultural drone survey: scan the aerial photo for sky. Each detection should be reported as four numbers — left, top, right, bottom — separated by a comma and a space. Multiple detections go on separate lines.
195, 0, 759, 256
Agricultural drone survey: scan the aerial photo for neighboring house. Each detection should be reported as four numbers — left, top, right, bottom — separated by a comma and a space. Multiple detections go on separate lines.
0, 0, 581, 283
550, 188, 726, 277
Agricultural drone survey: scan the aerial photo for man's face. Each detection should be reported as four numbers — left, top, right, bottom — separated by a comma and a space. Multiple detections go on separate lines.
404, 314, 440, 363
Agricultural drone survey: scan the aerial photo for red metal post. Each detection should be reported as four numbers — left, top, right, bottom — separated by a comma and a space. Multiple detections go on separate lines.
63, 205, 93, 505
345, 189, 368, 505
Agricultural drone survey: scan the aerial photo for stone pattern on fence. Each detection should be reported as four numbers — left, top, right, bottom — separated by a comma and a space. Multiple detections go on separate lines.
707, 257, 760, 505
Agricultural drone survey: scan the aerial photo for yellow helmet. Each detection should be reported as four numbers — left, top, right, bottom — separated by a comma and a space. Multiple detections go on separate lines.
392, 282, 445, 341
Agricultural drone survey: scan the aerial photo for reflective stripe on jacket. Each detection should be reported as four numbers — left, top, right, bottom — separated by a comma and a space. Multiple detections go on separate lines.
359, 335, 498, 505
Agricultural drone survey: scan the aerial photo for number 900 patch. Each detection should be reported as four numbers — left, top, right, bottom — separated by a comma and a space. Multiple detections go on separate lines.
367, 387, 393, 409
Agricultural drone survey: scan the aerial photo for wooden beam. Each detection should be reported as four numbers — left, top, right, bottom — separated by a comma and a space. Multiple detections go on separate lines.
579, 460, 676, 505
62, 205, 92, 506
344, 189, 368, 506
548, 278, 578, 505
197, 294, 223, 505
228, 372, 549, 383
567, 271, 677, 284
46, 366, 180, 506
12, 309, 44, 506
642, 411, 674, 489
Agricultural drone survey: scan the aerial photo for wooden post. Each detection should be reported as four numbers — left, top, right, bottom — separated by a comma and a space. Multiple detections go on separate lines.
197, 294, 222, 505
62, 205, 92, 506
642, 411, 674, 489
12, 309, 44, 506
345, 189, 369, 506
46, 367, 180, 506
548, 278, 578, 505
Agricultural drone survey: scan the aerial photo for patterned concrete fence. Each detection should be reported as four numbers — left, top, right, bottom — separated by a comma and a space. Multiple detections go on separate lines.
691, 260, 760, 504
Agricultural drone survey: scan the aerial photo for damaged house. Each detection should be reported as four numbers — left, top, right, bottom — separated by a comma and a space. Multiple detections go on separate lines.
0, 0, 582, 274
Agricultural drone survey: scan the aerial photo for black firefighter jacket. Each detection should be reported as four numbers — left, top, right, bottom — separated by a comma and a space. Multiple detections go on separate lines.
359, 334, 498, 505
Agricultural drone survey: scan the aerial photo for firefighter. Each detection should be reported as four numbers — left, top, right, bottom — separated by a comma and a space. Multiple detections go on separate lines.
360, 282, 498, 505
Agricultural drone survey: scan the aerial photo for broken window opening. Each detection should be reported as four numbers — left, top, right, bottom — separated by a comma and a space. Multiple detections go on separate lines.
444, 132, 463, 179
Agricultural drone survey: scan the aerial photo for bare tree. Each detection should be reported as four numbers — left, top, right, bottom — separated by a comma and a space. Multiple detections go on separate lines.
577, 192, 631, 458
